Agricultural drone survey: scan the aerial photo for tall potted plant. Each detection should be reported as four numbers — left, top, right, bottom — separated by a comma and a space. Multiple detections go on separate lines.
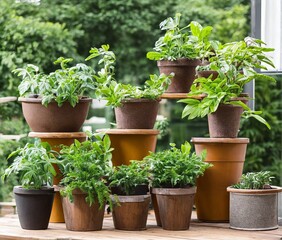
147, 13, 215, 93
2, 141, 58, 230
144, 142, 211, 230
58, 133, 113, 231
13, 57, 96, 132
109, 160, 150, 231
227, 171, 282, 231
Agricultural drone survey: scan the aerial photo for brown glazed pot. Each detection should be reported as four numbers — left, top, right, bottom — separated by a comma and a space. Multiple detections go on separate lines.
61, 189, 105, 231
208, 96, 248, 138
152, 187, 196, 231
157, 58, 201, 93
19, 97, 92, 132
29, 132, 87, 223
111, 195, 151, 231
14, 186, 55, 230
191, 137, 249, 222
115, 98, 160, 129
96, 129, 159, 166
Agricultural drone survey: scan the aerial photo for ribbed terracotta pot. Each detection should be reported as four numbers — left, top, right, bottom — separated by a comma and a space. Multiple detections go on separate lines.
96, 129, 159, 166
157, 58, 201, 93
111, 195, 151, 231
14, 186, 55, 230
227, 186, 282, 231
19, 97, 92, 132
115, 98, 160, 129
191, 137, 249, 222
29, 132, 87, 223
152, 187, 196, 230
61, 189, 105, 231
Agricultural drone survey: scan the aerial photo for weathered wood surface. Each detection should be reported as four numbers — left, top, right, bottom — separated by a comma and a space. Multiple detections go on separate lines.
0, 211, 281, 240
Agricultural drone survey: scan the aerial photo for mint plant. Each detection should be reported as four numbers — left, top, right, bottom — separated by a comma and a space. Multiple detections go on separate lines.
144, 142, 211, 188
2, 141, 58, 190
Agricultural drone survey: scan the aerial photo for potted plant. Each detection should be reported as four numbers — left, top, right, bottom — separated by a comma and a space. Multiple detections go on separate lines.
146, 13, 215, 93
2, 141, 58, 230
58, 133, 113, 231
144, 142, 211, 230
108, 160, 150, 231
227, 171, 282, 231
86, 44, 172, 129
13, 57, 96, 132
180, 37, 276, 138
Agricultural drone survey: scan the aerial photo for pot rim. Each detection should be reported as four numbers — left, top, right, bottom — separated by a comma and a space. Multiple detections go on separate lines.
227, 186, 282, 194
28, 132, 87, 139
110, 194, 151, 203
151, 186, 196, 195
157, 58, 201, 67
96, 129, 159, 135
191, 137, 249, 144
13, 186, 54, 195
18, 97, 92, 104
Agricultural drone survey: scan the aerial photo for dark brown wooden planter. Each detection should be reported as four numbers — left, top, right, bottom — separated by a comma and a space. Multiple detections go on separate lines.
115, 98, 160, 129
150, 189, 162, 227
152, 187, 196, 230
61, 189, 105, 231
111, 195, 151, 231
19, 97, 92, 132
13, 186, 55, 230
157, 58, 201, 93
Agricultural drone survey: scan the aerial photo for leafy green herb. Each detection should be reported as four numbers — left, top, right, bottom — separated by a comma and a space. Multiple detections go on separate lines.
2, 141, 58, 190
232, 171, 274, 189
144, 142, 211, 188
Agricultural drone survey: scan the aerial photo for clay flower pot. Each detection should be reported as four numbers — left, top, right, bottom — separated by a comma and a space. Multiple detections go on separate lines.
157, 58, 201, 93
152, 187, 196, 230
19, 97, 92, 132
227, 186, 282, 231
96, 129, 159, 166
191, 137, 249, 222
29, 132, 87, 223
110, 195, 151, 231
14, 186, 55, 230
115, 98, 160, 129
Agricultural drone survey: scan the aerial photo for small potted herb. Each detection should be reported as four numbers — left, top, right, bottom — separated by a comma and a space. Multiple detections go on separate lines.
147, 13, 214, 93
86, 45, 172, 129
58, 133, 113, 231
2, 141, 58, 230
13, 57, 96, 132
144, 142, 211, 230
108, 160, 150, 231
227, 171, 282, 231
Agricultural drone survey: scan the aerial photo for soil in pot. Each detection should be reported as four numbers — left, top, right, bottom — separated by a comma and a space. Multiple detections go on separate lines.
14, 186, 55, 230
110, 184, 149, 195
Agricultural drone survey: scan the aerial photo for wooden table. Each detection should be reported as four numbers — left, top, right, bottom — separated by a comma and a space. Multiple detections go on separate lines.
0, 211, 281, 240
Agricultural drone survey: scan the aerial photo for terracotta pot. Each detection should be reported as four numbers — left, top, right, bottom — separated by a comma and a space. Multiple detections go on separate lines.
115, 98, 160, 129
208, 96, 248, 138
19, 97, 92, 132
196, 70, 218, 80
61, 189, 105, 231
157, 58, 201, 93
111, 195, 151, 230
191, 137, 249, 222
13, 186, 55, 230
96, 129, 159, 166
227, 186, 282, 230
29, 132, 87, 223
152, 187, 196, 230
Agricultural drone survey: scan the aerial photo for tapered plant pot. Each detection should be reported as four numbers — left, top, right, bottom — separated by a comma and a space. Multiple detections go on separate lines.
61, 189, 105, 231
96, 129, 159, 166
227, 186, 282, 231
19, 97, 92, 132
110, 195, 151, 231
13, 186, 55, 230
150, 189, 162, 227
115, 99, 160, 129
157, 58, 201, 93
191, 137, 249, 222
29, 132, 87, 223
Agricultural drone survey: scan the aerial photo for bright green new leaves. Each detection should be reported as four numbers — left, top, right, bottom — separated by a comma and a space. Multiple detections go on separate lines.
59, 134, 113, 208
232, 171, 274, 189
144, 142, 211, 188
147, 13, 214, 61
2, 141, 58, 190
